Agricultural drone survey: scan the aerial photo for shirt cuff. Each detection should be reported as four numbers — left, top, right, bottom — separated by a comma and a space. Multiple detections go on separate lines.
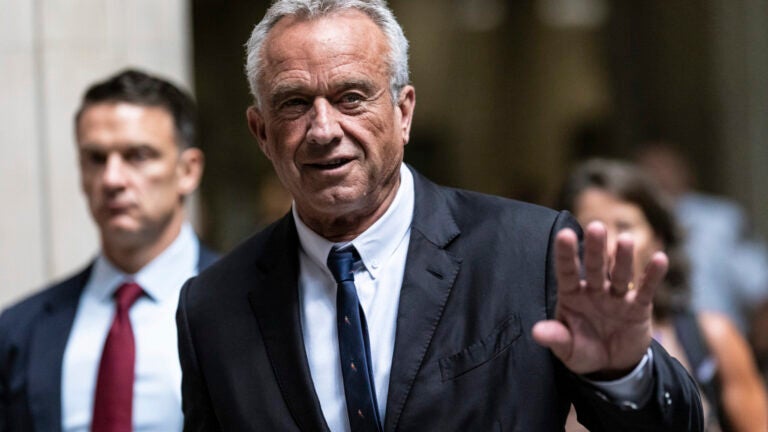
584, 347, 654, 410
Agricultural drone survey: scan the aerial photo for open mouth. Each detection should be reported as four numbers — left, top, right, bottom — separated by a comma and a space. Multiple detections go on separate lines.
308, 158, 352, 170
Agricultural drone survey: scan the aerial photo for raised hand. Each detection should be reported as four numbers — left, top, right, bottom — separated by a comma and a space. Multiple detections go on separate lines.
532, 221, 668, 378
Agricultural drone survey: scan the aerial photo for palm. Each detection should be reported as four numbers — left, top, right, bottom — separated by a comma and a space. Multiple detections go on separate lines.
533, 222, 667, 376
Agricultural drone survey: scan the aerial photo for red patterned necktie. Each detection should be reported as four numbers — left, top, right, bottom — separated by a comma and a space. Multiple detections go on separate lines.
91, 282, 144, 432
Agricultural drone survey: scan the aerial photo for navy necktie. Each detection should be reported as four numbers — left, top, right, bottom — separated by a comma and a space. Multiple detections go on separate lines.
327, 247, 382, 432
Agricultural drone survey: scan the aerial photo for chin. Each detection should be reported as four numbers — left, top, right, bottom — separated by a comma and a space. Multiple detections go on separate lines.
101, 219, 143, 239
323, 188, 371, 209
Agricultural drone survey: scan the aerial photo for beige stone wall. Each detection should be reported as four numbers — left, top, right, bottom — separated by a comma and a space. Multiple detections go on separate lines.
0, 0, 193, 308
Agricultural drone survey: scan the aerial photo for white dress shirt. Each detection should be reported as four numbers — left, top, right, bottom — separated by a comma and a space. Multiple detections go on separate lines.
62, 223, 199, 432
296, 164, 652, 432
297, 164, 413, 432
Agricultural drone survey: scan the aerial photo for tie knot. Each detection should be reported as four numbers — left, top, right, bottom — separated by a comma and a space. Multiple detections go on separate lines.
327, 247, 359, 283
114, 282, 144, 310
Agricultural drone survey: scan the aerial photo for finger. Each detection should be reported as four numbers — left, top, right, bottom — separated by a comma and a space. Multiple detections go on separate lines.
609, 233, 634, 297
583, 221, 608, 291
555, 228, 581, 294
634, 251, 668, 305
532, 320, 573, 361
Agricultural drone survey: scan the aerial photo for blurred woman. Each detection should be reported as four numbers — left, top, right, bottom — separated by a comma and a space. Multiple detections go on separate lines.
559, 158, 767, 432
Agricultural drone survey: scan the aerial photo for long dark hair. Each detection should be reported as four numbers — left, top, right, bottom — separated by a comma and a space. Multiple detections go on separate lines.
557, 158, 690, 321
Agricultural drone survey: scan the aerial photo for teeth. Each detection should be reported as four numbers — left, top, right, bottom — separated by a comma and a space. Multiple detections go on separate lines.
309, 158, 350, 169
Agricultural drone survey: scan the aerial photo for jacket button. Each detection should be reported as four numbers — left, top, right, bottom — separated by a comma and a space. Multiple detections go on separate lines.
664, 391, 672, 407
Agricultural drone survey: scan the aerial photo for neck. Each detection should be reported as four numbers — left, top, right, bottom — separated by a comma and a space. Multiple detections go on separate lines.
102, 211, 186, 274
299, 178, 401, 243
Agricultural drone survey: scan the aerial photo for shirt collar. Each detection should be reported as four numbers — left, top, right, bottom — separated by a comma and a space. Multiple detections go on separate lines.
294, 163, 414, 280
88, 222, 198, 303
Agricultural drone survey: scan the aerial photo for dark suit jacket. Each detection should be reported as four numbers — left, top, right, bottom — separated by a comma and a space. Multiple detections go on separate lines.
0, 243, 218, 432
177, 168, 702, 431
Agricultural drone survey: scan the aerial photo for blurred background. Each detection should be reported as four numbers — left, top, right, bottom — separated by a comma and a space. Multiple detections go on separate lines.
2, 0, 767, 312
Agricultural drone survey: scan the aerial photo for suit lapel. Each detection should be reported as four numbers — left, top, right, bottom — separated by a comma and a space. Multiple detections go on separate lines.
247, 168, 462, 431
384, 168, 461, 431
27, 266, 91, 432
196, 243, 219, 271
22, 244, 214, 432
249, 216, 329, 432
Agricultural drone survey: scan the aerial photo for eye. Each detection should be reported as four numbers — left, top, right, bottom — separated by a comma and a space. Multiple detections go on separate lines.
278, 97, 311, 112
124, 147, 158, 163
616, 221, 633, 233
272, 96, 310, 119
284, 97, 308, 107
82, 150, 107, 166
338, 92, 365, 108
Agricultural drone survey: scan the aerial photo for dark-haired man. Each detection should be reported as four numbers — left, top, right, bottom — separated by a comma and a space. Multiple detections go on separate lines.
0, 69, 217, 432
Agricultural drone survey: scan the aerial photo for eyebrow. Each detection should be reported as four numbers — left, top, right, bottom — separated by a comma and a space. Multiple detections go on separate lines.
268, 78, 379, 108
79, 142, 156, 153
335, 78, 377, 95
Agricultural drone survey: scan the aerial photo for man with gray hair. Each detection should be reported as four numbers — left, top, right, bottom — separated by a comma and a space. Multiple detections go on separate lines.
177, 1, 703, 430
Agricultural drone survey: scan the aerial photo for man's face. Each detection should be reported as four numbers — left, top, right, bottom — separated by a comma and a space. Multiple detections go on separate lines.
77, 102, 201, 249
247, 10, 415, 233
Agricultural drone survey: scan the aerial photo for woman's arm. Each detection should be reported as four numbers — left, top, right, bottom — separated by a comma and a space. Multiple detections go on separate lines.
699, 311, 768, 432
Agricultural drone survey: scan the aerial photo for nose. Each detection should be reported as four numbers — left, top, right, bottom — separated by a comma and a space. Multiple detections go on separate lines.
306, 98, 343, 146
102, 154, 127, 189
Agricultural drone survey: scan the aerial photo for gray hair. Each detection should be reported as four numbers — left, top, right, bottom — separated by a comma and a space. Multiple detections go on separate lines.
245, 0, 410, 108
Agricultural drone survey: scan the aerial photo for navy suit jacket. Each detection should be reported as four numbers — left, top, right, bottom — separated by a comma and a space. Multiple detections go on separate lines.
0, 242, 218, 432
177, 168, 702, 431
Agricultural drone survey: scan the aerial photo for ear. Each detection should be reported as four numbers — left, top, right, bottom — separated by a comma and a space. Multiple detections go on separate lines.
247, 105, 272, 160
396, 85, 416, 146
176, 147, 204, 196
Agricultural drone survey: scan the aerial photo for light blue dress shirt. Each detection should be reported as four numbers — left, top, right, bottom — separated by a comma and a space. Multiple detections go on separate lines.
61, 223, 199, 432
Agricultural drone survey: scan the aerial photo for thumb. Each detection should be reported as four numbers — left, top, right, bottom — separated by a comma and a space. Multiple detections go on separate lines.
532, 320, 573, 361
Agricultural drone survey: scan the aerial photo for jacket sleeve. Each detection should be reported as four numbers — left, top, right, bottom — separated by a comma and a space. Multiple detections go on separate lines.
546, 210, 704, 431
567, 340, 704, 431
